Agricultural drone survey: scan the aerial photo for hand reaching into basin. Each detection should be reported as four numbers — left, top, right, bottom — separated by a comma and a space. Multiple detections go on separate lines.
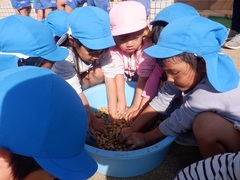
125, 127, 166, 150
118, 126, 134, 143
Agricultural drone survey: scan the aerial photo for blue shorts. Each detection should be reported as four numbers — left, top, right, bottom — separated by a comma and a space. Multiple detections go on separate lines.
65, 0, 110, 13
33, 0, 57, 9
10, 0, 31, 10
87, 0, 110, 13
65, 0, 87, 9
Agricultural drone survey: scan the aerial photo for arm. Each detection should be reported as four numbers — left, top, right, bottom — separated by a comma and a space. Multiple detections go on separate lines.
119, 105, 159, 143
124, 76, 148, 117
79, 92, 106, 132
126, 65, 164, 121
142, 64, 164, 99
115, 74, 127, 115
126, 126, 166, 150
127, 96, 150, 122
104, 76, 118, 120
100, 49, 126, 119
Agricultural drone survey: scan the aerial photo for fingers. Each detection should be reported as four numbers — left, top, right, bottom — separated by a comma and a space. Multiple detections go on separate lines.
118, 127, 130, 143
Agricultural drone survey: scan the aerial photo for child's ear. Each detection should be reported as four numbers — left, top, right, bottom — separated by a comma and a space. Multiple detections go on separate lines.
68, 36, 77, 47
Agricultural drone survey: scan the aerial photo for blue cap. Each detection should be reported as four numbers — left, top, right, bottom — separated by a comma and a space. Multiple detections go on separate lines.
0, 54, 18, 71
0, 67, 97, 179
68, 6, 115, 50
150, 2, 199, 25
42, 10, 69, 37
145, 16, 239, 92
0, 15, 68, 61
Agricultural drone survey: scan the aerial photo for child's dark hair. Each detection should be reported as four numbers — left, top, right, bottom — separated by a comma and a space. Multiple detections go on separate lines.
9, 153, 42, 180
150, 21, 168, 44
158, 52, 205, 70
9, 153, 60, 180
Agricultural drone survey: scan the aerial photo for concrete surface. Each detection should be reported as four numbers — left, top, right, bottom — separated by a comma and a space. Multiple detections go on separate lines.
89, 48, 240, 180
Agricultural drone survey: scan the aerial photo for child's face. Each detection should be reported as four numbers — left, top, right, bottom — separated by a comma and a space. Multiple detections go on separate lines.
76, 44, 106, 64
161, 56, 203, 92
114, 29, 145, 55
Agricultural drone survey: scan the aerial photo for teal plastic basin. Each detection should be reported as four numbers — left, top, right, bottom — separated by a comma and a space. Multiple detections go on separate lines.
84, 82, 177, 178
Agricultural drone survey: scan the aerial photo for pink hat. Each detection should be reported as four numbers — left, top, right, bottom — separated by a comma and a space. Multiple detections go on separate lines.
110, 1, 147, 36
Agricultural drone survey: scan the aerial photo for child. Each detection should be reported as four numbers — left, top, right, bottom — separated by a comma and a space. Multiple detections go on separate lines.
33, 0, 57, 20
116, 3, 200, 122
109, 1, 163, 120
147, 3, 201, 146
57, 0, 110, 13
0, 15, 68, 69
150, 2, 200, 45
10, 0, 31, 16
58, 0, 86, 13
175, 151, 240, 179
119, 16, 240, 158
0, 67, 97, 179
52, 7, 118, 133
41, 10, 69, 44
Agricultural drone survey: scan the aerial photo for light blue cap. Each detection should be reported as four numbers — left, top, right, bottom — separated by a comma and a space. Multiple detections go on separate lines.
68, 6, 115, 50
0, 15, 68, 61
145, 16, 239, 92
0, 54, 18, 71
150, 2, 199, 24
0, 66, 97, 179
42, 10, 69, 37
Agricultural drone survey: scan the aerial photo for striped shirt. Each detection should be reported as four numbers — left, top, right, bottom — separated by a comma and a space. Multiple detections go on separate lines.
175, 152, 240, 180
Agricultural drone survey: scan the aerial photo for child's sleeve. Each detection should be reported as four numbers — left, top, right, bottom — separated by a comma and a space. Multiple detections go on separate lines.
142, 64, 164, 99
109, 47, 125, 75
174, 152, 240, 180
100, 50, 115, 78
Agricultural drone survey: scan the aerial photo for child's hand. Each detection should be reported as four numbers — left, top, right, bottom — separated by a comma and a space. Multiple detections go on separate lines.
124, 105, 138, 119
118, 126, 133, 143
127, 109, 141, 122
125, 132, 146, 150
90, 116, 106, 132
117, 102, 126, 115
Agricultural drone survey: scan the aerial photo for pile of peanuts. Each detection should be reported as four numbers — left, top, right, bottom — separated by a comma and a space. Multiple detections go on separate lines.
94, 107, 131, 151
94, 107, 163, 151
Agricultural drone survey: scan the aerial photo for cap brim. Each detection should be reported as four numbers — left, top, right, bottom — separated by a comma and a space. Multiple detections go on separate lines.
35, 148, 97, 180
203, 53, 239, 92
144, 44, 183, 59
111, 24, 146, 36
41, 46, 69, 62
80, 35, 115, 50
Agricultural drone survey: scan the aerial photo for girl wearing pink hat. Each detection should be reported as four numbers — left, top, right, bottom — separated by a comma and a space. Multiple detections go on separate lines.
109, 1, 164, 121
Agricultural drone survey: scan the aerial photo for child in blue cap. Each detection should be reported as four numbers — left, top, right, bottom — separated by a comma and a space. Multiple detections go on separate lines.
150, 2, 200, 45
10, 0, 31, 16
41, 10, 69, 45
147, 2, 200, 146
0, 15, 68, 69
119, 16, 240, 158
52, 6, 117, 133
0, 67, 97, 179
